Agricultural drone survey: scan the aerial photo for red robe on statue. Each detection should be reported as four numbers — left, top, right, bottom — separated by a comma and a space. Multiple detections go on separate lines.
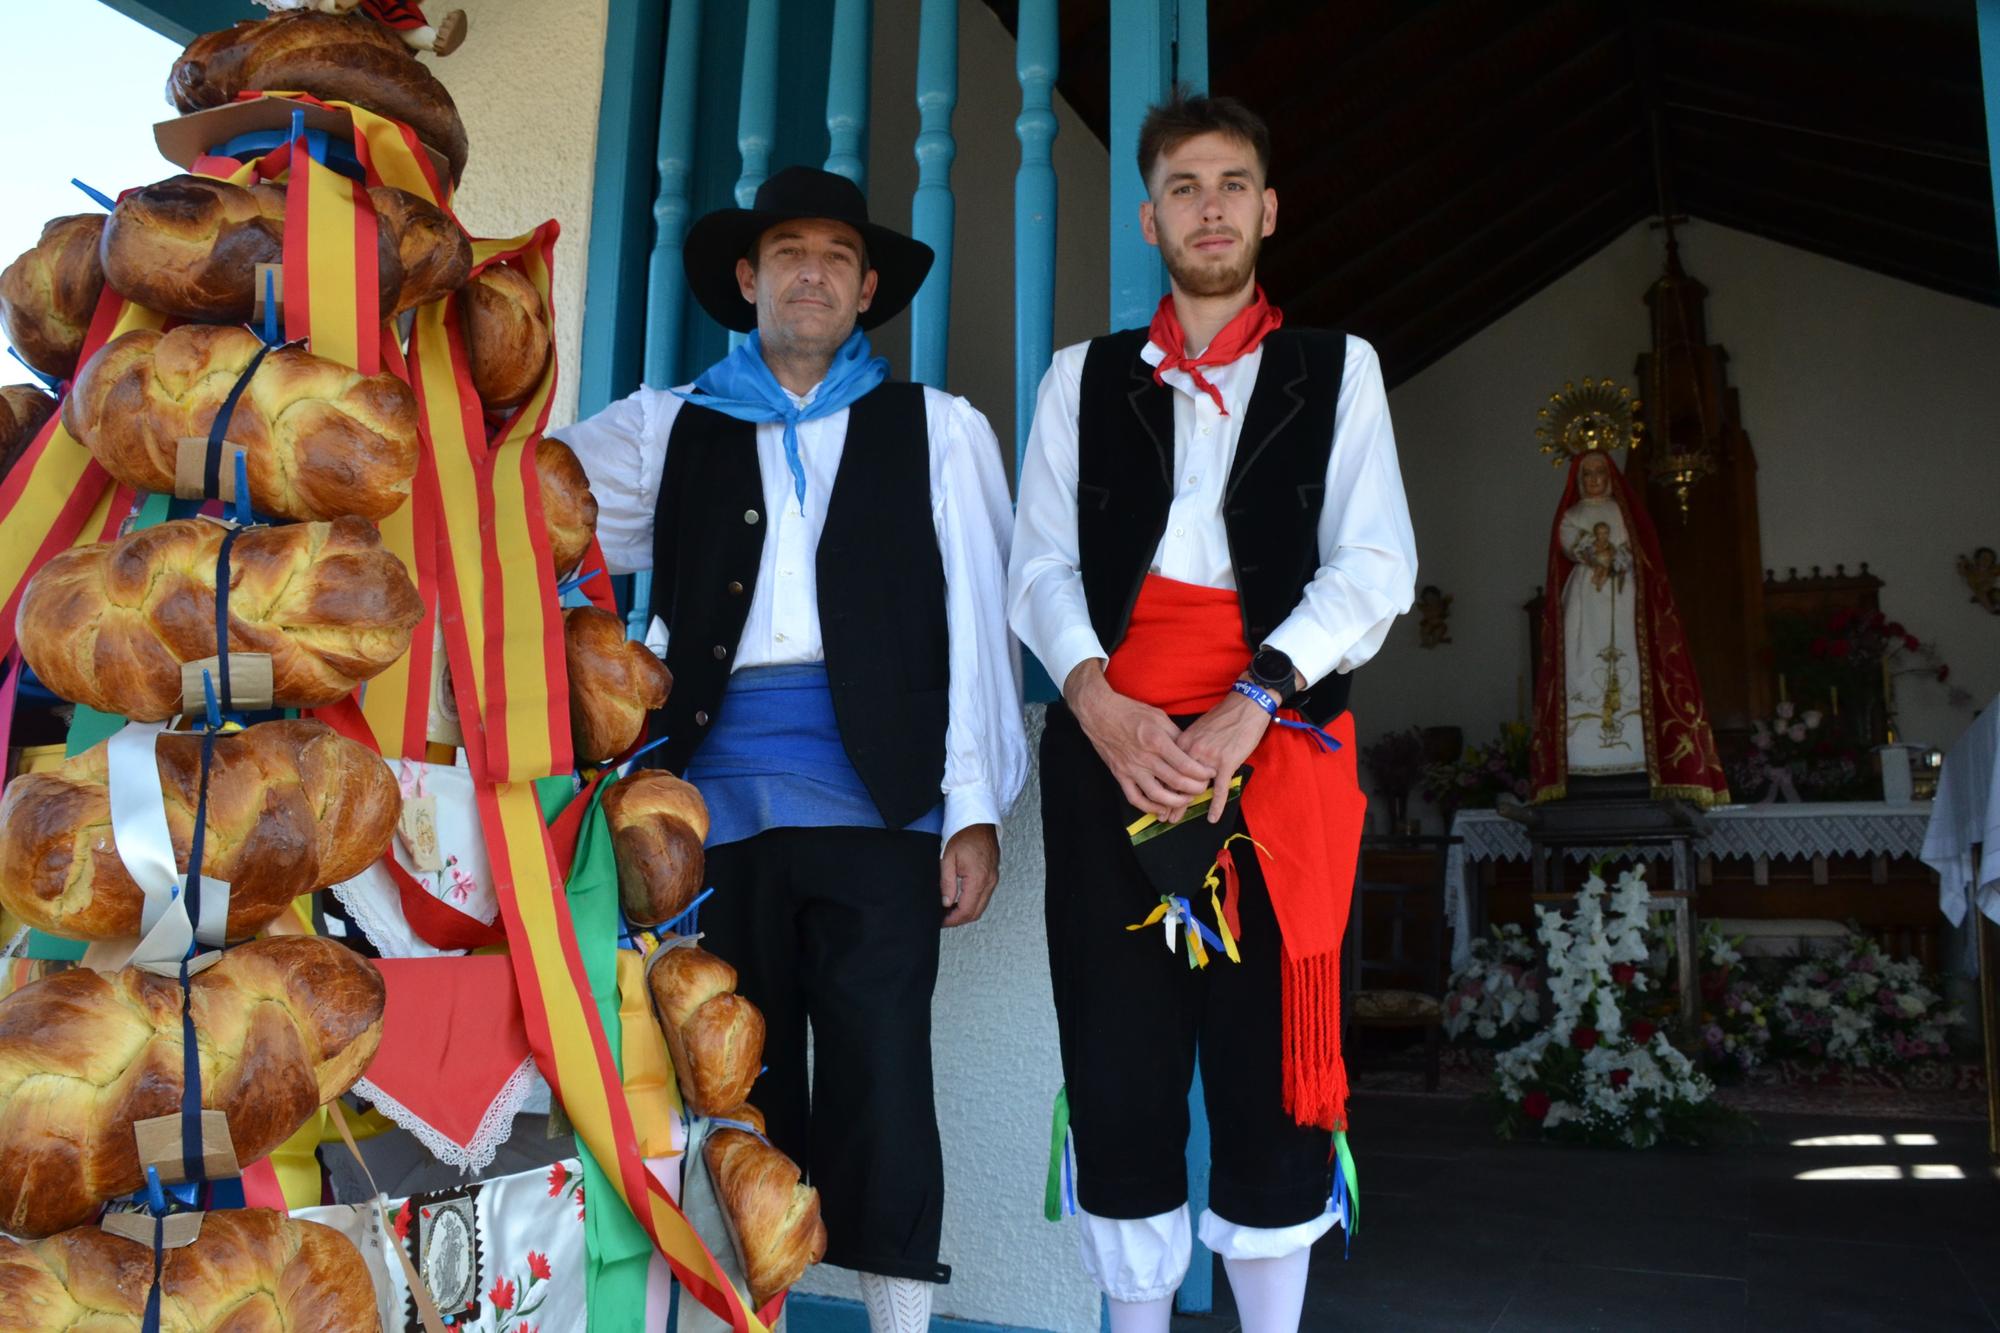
1529, 451, 1729, 806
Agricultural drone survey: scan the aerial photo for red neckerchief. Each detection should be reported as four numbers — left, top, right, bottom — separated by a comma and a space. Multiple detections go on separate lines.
1147, 286, 1285, 416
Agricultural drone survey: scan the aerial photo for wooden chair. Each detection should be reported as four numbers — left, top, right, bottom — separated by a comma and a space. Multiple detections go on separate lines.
1343, 835, 1458, 1093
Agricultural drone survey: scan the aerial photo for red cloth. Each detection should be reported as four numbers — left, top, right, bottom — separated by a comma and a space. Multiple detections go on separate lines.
1104, 575, 1366, 1130
1146, 287, 1284, 416
368, 957, 534, 1152
1528, 454, 1729, 805
360, 0, 431, 30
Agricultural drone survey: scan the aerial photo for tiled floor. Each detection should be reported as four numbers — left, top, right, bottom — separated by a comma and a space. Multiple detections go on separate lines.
1171, 1090, 2000, 1333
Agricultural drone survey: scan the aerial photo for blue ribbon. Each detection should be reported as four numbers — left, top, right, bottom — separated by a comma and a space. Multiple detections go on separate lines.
654, 887, 714, 940
706, 1116, 772, 1147
205, 341, 287, 508
70, 178, 116, 211
556, 567, 603, 598
1169, 895, 1227, 956
1276, 717, 1343, 754
259, 270, 280, 349
5, 346, 60, 393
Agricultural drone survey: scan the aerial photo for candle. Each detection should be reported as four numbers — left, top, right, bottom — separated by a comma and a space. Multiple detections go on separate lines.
1778, 673, 1788, 704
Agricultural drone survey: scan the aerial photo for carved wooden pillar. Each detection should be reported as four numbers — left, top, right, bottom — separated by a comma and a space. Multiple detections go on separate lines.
1628, 235, 1769, 733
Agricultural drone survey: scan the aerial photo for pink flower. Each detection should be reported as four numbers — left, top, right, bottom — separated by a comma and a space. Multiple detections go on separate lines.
546, 1162, 567, 1196
528, 1251, 552, 1282
1522, 1090, 1551, 1120
490, 1277, 516, 1312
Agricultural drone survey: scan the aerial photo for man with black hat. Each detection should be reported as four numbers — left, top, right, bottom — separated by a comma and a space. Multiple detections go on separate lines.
554, 166, 1027, 1332
1009, 92, 1416, 1332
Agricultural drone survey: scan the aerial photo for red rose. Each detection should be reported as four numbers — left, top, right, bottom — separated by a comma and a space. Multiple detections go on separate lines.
1867, 611, 1885, 628
1809, 637, 1829, 659
1522, 1090, 1552, 1120
1885, 622, 1905, 638
1611, 963, 1636, 985
528, 1251, 552, 1282
1610, 1068, 1632, 1089
1631, 1019, 1657, 1044
1828, 609, 1853, 632
1830, 640, 1851, 658
490, 1277, 516, 1312
1903, 634, 1920, 652
1938, 665, 1951, 683
1572, 1027, 1600, 1051
546, 1162, 567, 1197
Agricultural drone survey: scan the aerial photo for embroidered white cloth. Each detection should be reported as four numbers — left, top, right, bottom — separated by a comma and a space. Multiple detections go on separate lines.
331, 759, 498, 959
1923, 697, 2000, 934
1446, 801, 1935, 967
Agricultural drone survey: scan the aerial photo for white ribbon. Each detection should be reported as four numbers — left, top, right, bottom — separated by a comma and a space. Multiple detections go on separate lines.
104, 723, 233, 970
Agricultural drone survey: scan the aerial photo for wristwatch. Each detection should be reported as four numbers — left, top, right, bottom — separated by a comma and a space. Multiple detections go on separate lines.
1248, 645, 1296, 701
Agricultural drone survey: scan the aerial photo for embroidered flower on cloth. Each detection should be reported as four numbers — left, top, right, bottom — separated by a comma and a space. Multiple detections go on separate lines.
527, 1251, 552, 1282
546, 1162, 567, 1196
392, 1199, 413, 1241
490, 1277, 516, 1312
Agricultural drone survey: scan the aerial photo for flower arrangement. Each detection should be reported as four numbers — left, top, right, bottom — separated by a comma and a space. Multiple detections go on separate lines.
1421, 722, 1531, 822
1693, 923, 1771, 1078
1806, 608, 1973, 741
1360, 726, 1428, 828
1442, 924, 1544, 1045
1726, 701, 1866, 802
1493, 866, 1722, 1148
1770, 937, 1961, 1069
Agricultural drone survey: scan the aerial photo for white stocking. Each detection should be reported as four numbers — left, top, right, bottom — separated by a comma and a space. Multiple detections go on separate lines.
1222, 1248, 1311, 1333
1106, 1294, 1175, 1333
857, 1273, 932, 1333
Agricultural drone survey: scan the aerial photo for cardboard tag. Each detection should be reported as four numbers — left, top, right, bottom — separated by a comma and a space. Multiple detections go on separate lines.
398, 794, 444, 872
133, 1110, 240, 1186
250, 262, 284, 328
118, 945, 223, 981
101, 1209, 204, 1250
180, 654, 274, 714
173, 439, 248, 503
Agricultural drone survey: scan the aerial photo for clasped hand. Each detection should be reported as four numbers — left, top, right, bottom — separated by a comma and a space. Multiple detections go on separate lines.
1066, 663, 1271, 825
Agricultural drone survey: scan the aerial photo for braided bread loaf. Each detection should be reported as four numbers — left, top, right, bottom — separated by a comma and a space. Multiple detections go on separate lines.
463, 263, 551, 409
170, 11, 470, 184
649, 942, 763, 1118
0, 214, 105, 381
0, 1209, 377, 1331
537, 436, 599, 579
703, 1103, 827, 1307
564, 606, 669, 764
18, 516, 424, 721
0, 936, 385, 1237
604, 771, 707, 928
0, 719, 399, 942
101, 175, 468, 323
63, 324, 419, 523
0, 386, 56, 480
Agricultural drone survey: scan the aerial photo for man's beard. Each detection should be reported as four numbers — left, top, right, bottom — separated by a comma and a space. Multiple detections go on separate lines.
1162, 227, 1262, 299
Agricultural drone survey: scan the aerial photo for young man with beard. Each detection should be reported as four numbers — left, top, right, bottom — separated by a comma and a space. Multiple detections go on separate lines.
555, 167, 1028, 1333
1009, 93, 1417, 1332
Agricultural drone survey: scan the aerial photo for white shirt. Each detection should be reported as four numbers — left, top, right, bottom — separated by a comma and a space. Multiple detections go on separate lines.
551, 381, 1028, 847
1008, 333, 1417, 692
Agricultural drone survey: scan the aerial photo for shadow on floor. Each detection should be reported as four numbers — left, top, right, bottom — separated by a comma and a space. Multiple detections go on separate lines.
1169, 1089, 2000, 1333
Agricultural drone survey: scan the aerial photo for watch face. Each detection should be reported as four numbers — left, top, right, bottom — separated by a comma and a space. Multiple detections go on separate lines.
1253, 647, 1292, 687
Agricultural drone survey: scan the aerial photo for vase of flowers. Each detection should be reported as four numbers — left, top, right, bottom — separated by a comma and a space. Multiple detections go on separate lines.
1807, 609, 1971, 746
1770, 936, 1961, 1070
1692, 924, 1772, 1079
1492, 865, 1727, 1147
1726, 701, 1867, 803
1421, 722, 1532, 824
1442, 924, 1544, 1045
1360, 727, 1427, 833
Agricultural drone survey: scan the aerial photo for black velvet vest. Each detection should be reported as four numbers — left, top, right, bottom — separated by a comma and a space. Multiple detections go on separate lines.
648, 383, 949, 828
1076, 326, 1351, 724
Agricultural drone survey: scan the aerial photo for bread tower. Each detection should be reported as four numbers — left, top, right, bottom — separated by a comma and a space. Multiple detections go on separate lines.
0, 7, 814, 1331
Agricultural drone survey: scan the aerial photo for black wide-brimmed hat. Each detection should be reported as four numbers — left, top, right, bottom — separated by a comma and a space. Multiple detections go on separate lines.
682, 166, 935, 333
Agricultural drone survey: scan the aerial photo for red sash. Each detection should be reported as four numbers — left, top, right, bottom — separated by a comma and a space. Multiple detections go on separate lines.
1104, 574, 1365, 1130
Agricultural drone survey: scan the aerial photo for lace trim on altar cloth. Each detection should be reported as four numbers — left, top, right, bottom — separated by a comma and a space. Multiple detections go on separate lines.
355, 1056, 540, 1176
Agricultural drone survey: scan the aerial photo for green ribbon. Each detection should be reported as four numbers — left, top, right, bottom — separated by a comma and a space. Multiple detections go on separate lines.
559, 774, 654, 1332
1334, 1129, 1360, 1237
1043, 1085, 1071, 1222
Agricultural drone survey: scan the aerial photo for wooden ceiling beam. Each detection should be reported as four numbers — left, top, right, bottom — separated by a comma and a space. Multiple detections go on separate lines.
1680, 202, 1999, 307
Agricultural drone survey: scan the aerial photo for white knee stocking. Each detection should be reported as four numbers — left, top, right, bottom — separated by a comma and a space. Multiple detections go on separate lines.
857, 1273, 932, 1333
1221, 1248, 1312, 1333
1106, 1294, 1175, 1333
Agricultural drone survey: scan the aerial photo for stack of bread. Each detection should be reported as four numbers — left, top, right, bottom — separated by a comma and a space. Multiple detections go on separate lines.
646, 930, 828, 1307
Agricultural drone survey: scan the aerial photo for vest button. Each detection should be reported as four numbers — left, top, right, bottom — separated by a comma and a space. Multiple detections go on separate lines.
712, 644, 728, 660
744, 509, 760, 525
727, 580, 744, 595
694, 710, 711, 726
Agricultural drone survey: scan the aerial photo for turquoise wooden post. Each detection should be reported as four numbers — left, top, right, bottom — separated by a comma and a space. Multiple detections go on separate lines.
644, 0, 703, 392
824, 0, 873, 189
1107, 0, 1171, 331
1013, 0, 1059, 471
730, 0, 781, 352
1982, 0, 2000, 251
909, 0, 958, 387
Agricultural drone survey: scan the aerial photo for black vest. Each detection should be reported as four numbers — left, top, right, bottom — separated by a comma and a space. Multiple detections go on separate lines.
648, 384, 949, 828
1076, 326, 1351, 724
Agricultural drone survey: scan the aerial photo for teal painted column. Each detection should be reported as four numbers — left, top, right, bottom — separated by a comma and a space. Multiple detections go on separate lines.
824, 0, 873, 188
92, 0, 242, 44
730, 0, 781, 351
645, 0, 704, 391
1013, 0, 1060, 471
1981, 0, 2000, 256
1107, 0, 1171, 332
909, 0, 958, 387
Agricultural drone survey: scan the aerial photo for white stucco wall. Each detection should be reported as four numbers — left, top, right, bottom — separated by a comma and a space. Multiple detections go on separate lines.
431, 0, 609, 429
1357, 218, 2000, 815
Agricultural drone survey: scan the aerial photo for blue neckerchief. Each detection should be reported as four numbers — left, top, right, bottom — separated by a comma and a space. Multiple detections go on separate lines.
674, 329, 888, 514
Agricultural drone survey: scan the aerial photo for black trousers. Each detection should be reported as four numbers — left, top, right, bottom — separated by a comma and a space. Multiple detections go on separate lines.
1041, 703, 1334, 1226
701, 825, 950, 1283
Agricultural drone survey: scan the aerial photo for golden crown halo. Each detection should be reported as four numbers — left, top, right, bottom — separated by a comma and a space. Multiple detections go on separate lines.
1534, 377, 1643, 467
